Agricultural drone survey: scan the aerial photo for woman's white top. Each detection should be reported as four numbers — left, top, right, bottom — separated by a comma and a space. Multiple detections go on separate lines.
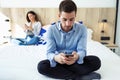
25, 21, 42, 36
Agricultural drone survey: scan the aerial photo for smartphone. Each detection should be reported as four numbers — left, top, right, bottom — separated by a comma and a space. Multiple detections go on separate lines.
65, 54, 73, 57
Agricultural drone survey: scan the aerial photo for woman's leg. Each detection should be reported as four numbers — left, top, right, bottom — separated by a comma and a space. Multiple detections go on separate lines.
15, 38, 26, 42
11, 38, 26, 45
26, 36, 39, 45
37, 60, 76, 79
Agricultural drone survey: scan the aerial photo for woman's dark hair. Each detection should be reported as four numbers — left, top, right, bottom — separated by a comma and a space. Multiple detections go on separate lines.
26, 11, 39, 22
59, 0, 77, 14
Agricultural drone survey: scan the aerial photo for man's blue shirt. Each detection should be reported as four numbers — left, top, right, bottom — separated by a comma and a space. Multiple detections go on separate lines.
46, 21, 87, 67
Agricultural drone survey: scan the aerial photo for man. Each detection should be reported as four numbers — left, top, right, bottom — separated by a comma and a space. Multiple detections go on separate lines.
37, 0, 101, 80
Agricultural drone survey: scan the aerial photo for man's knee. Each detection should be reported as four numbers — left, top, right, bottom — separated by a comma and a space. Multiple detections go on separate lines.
85, 56, 101, 70
37, 60, 50, 74
92, 56, 101, 70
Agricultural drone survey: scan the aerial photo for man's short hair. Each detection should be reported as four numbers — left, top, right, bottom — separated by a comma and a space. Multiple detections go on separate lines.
59, 0, 77, 13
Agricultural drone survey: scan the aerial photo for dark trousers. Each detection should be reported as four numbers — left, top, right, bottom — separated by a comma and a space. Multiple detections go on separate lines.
37, 55, 101, 79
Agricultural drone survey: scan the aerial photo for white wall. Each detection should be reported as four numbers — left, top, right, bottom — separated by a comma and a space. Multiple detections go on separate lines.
0, 0, 116, 8
116, 0, 120, 53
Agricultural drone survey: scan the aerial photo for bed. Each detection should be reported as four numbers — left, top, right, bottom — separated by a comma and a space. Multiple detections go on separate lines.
0, 26, 120, 80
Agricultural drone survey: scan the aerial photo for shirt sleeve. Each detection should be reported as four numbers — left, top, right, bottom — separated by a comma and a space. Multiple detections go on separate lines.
46, 26, 57, 67
77, 26, 87, 64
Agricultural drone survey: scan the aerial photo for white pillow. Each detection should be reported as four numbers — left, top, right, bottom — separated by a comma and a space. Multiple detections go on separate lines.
87, 28, 93, 41
41, 25, 51, 38
42, 24, 50, 30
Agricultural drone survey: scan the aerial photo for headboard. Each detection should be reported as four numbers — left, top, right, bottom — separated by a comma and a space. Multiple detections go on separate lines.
0, 8, 116, 43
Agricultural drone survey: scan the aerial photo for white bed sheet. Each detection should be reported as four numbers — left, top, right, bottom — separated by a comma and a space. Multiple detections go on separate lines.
0, 45, 58, 80
0, 40, 120, 80
87, 41, 120, 80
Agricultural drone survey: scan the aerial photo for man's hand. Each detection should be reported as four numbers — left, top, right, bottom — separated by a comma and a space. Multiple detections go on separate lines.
65, 51, 79, 65
54, 53, 66, 64
54, 51, 79, 65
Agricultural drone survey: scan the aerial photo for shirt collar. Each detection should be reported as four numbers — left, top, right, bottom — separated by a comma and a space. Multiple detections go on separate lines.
57, 21, 76, 33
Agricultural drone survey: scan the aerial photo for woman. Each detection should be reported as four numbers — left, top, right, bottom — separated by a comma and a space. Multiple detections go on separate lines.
14, 11, 42, 45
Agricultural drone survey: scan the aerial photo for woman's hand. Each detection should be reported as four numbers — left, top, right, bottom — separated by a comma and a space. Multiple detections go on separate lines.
24, 24, 28, 30
24, 23, 33, 31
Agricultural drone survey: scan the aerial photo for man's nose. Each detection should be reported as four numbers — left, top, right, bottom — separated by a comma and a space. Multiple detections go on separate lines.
66, 21, 71, 26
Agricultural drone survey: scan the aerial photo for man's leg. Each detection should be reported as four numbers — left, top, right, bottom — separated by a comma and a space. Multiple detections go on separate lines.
37, 60, 76, 79
78, 72, 101, 80
67, 55, 101, 75
83, 55, 101, 72
67, 55, 101, 80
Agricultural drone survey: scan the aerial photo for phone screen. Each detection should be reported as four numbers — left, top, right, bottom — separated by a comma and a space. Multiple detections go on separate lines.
65, 54, 73, 57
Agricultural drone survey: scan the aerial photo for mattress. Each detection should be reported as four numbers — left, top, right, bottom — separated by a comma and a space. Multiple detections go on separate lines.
0, 40, 120, 80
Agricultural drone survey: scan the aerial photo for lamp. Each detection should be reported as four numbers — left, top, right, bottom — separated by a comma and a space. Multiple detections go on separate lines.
101, 19, 107, 33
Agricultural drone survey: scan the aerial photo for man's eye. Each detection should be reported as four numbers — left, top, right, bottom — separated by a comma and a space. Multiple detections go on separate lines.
70, 19, 74, 21
63, 19, 67, 21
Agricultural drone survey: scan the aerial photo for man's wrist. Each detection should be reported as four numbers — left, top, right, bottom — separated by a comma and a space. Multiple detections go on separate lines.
53, 55, 57, 62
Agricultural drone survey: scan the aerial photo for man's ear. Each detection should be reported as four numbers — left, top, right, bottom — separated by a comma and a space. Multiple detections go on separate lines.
58, 13, 61, 18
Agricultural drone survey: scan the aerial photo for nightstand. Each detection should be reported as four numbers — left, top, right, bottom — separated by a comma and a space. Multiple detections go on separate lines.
100, 36, 118, 52
103, 43, 118, 53
100, 36, 110, 44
